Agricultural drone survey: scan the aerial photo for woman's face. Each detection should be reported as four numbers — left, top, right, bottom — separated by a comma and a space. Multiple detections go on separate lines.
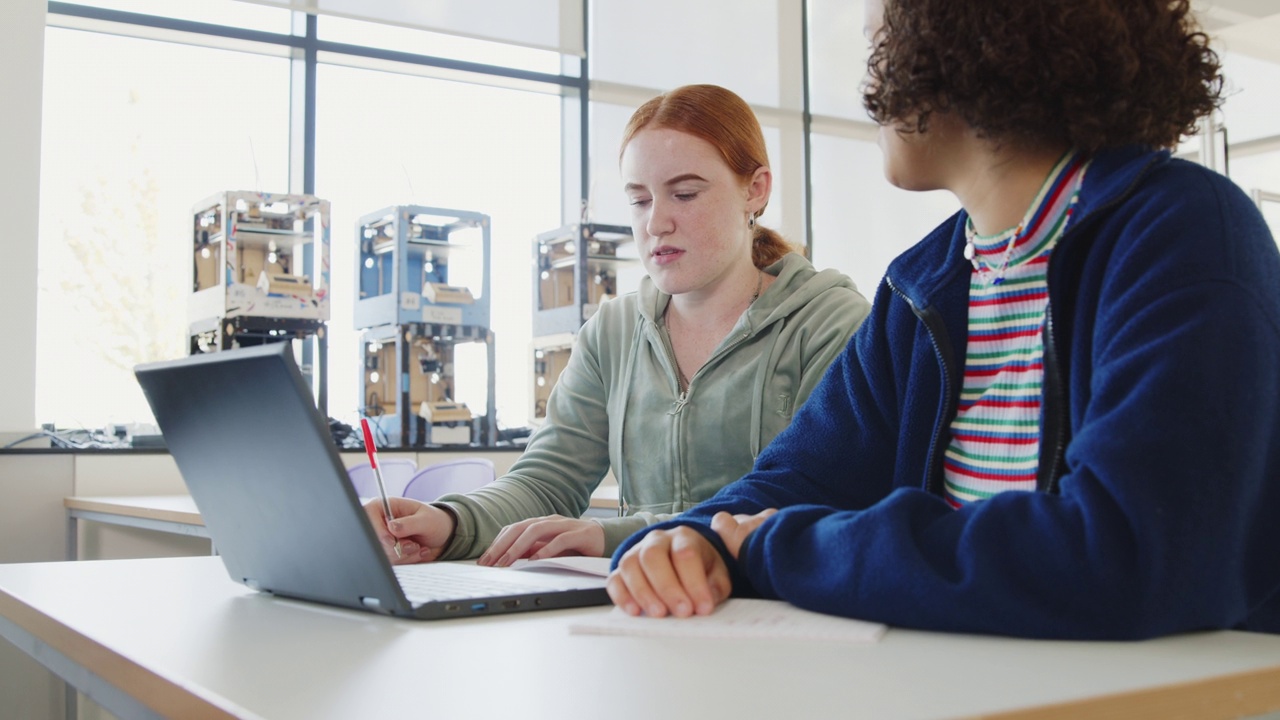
865, 0, 965, 193
620, 127, 765, 298
877, 115, 967, 193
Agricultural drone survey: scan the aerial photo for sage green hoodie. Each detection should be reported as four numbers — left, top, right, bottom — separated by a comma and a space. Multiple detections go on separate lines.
436, 253, 871, 558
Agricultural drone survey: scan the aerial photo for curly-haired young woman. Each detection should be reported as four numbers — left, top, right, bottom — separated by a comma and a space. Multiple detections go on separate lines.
608, 0, 1280, 640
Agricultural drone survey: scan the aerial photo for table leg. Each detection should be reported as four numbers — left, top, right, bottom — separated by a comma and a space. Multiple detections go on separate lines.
66, 511, 78, 562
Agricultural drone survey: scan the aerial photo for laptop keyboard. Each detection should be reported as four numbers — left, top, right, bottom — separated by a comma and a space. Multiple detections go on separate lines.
394, 565, 559, 604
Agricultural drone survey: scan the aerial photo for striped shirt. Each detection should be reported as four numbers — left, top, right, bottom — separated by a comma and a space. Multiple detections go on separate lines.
943, 152, 1088, 507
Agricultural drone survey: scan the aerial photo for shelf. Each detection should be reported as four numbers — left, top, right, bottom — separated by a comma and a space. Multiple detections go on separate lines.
236, 229, 314, 246
548, 254, 640, 270
234, 225, 306, 235
405, 238, 473, 259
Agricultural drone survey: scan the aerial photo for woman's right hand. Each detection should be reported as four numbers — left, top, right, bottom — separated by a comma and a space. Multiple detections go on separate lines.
606, 526, 731, 618
478, 515, 606, 567
363, 497, 455, 564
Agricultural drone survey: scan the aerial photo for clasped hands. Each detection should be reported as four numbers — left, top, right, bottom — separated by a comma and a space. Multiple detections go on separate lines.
605, 508, 777, 619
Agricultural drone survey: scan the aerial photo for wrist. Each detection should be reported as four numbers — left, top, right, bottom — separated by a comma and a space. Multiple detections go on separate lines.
428, 502, 460, 550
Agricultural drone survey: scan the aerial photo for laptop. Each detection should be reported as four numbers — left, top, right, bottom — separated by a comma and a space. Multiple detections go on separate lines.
134, 342, 610, 620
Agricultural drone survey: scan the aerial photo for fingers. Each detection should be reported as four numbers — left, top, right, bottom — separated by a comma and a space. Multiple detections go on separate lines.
711, 511, 739, 538
607, 528, 727, 619
478, 517, 606, 567
364, 498, 447, 564
607, 545, 657, 617
363, 498, 395, 547
712, 511, 745, 559
529, 522, 605, 561
712, 508, 777, 559
606, 568, 641, 616
478, 517, 539, 566
669, 529, 727, 616
734, 508, 778, 536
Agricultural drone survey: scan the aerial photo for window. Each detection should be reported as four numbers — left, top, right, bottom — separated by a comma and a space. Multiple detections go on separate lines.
38, 3, 579, 433
315, 64, 562, 428
318, 16, 563, 74
54, 0, 292, 33
37, 26, 290, 427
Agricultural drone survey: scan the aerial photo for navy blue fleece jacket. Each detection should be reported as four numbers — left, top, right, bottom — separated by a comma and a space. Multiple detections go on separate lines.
614, 146, 1280, 640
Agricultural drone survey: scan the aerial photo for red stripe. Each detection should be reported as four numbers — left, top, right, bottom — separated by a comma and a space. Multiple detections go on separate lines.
959, 399, 1042, 409
944, 461, 1037, 482
971, 291, 1048, 307
1018, 158, 1082, 242
966, 327, 1042, 342
951, 433, 1039, 445
963, 362, 1044, 377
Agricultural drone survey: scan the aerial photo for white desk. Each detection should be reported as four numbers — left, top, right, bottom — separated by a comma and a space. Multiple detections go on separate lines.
64, 495, 208, 560
2, 557, 1280, 720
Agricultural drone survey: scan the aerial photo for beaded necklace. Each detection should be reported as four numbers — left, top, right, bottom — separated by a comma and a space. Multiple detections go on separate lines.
963, 150, 1083, 285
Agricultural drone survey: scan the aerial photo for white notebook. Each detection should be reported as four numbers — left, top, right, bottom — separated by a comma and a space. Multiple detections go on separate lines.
569, 598, 887, 643
510, 556, 612, 578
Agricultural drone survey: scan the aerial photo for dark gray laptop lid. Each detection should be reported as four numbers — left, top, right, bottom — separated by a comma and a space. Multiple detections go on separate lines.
135, 343, 408, 614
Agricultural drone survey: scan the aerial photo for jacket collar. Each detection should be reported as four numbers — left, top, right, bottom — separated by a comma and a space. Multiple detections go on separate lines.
885, 145, 1170, 309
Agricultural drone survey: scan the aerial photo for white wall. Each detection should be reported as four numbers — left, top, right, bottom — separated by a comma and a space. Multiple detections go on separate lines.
810, 133, 958, 298
0, 0, 43, 433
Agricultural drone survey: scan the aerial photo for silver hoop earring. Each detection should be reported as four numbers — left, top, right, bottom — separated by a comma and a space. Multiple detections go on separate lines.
748, 214, 756, 229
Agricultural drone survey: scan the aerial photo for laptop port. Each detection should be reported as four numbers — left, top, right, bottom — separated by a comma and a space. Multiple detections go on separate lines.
470, 602, 488, 612
445, 604, 460, 612
501, 600, 520, 609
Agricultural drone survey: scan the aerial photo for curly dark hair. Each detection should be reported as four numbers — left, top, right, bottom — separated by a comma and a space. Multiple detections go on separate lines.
862, 0, 1224, 153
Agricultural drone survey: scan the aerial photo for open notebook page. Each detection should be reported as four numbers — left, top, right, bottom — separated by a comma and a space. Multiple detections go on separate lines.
568, 598, 887, 643
509, 556, 613, 577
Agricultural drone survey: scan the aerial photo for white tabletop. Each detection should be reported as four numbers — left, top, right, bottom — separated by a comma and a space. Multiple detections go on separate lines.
64, 495, 203, 524
2, 556, 1280, 720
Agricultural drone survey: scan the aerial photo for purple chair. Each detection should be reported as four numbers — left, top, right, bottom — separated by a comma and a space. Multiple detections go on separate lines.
401, 458, 496, 502
347, 458, 417, 499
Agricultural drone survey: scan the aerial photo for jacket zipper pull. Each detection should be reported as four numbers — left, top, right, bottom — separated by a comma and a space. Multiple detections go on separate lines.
668, 390, 689, 415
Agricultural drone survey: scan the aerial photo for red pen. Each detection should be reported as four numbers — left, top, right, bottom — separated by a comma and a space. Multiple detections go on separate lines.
360, 418, 402, 559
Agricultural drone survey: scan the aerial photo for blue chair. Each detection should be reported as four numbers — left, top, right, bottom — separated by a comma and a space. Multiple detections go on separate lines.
402, 458, 496, 502
347, 458, 417, 499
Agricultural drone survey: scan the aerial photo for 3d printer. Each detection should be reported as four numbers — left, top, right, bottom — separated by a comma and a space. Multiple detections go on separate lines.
354, 205, 495, 446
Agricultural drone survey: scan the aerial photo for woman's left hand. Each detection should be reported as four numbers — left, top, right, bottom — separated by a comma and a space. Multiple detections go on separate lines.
478, 515, 606, 566
711, 508, 778, 559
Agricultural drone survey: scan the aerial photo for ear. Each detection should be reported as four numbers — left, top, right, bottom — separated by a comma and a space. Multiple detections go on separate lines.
746, 165, 772, 216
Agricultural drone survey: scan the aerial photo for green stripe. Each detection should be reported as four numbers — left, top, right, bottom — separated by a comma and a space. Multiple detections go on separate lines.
946, 446, 1039, 463
968, 311, 1045, 326
988, 381, 1045, 390
967, 348, 1041, 360
952, 416, 1040, 427
942, 480, 1000, 500
960, 382, 1044, 395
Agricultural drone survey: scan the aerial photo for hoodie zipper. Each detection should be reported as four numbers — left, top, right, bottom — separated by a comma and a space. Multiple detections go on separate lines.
658, 316, 759, 507
661, 322, 757, 415
1036, 152, 1161, 493
887, 276, 959, 496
